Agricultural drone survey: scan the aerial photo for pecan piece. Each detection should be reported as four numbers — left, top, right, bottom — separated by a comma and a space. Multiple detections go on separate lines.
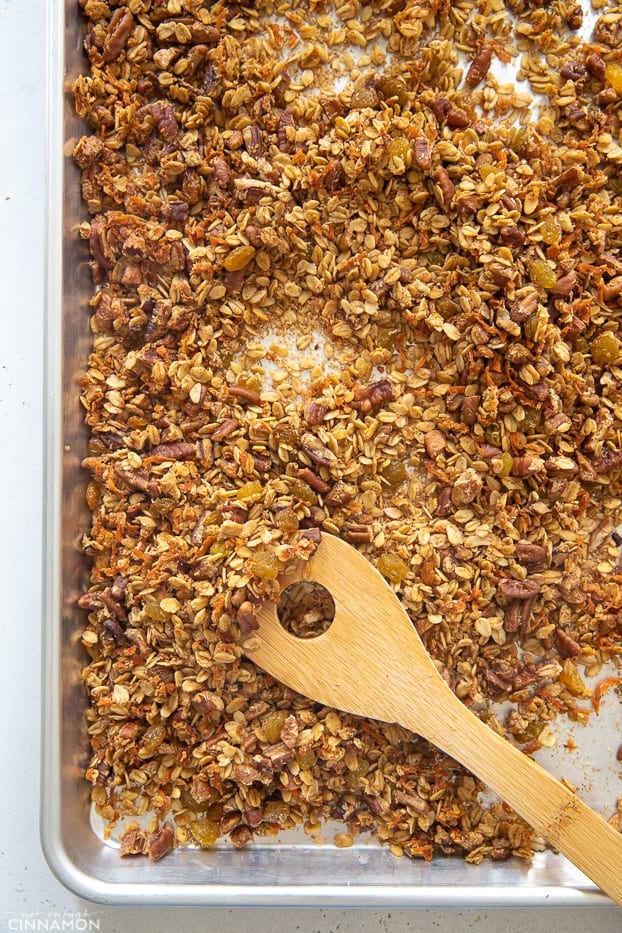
230, 825, 253, 848
451, 467, 482, 506
224, 268, 246, 293
237, 601, 259, 635
499, 226, 525, 249
435, 486, 453, 517
433, 167, 455, 209
465, 46, 493, 87
603, 276, 622, 302
150, 441, 199, 460
511, 456, 545, 477
233, 764, 262, 785
243, 124, 263, 159
515, 541, 547, 571
352, 379, 394, 412
323, 159, 345, 192
211, 156, 231, 186
212, 418, 239, 441
446, 108, 470, 128
280, 714, 299, 749
461, 394, 480, 427
342, 522, 373, 544
430, 96, 451, 122
300, 432, 337, 467
550, 271, 577, 297
586, 53, 606, 81
595, 448, 622, 474
504, 597, 536, 635
150, 101, 179, 142
498, 578, 541, 599
554, 628, 583, 659
560, 60, 586, 82
243, 806, 264, 827
304, 401, 327, 426
148, 824, 174, 861
298, 467, 330, 493
189, 24, 220, 45
487, 669, 513, 695
413, 137, 431, 171
102, 9, 134, 63
228, 385, 262, 405
324, 481, 354, 508
510, 288, 538, 323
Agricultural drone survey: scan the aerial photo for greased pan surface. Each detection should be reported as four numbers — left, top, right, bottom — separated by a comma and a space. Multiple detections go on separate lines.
42, 0, 620, 905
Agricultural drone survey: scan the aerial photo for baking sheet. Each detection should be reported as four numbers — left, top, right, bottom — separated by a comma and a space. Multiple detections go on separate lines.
41, 0, 621, 906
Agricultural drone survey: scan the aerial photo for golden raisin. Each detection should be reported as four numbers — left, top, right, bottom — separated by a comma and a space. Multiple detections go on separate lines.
485, 423, 502, 446
387, 137, 411, 167
272, 423, 298, 447
140, 724, 166, 757
260, 709, 288, 744
85, 481, 101, 511
263, 799, 291, 825
492, 451, 513, 479
209, 540, 228, 559
521, 407, 541, 432
375, 326, 396, 351
296, 747, 316, 769
190, 819, 219, 847
275, 507, 299, 534
144, 603, 167, 622
529, 260, 557, 289
249, 548, 281, 580
87, 437, 107, 456
290, 478, 318, 505
224, 245, 256, 272
605, 63, 622, 95
591, 332, 621, 365
237, 480, 263, 502
540, 216, 561, 245
508, 126, 526, 155
378, 553, 409, 583
382, 461, 407, 488
515, 721, 543, 745
377, 76, 408, 106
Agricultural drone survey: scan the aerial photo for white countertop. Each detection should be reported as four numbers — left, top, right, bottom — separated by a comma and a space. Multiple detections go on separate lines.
1, 1, 620, 930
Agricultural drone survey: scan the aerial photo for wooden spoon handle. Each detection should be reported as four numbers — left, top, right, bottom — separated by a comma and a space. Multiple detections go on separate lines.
396, 688, 622, 906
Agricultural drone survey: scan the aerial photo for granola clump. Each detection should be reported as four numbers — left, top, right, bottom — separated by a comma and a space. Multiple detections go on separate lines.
75, 0, 622, 862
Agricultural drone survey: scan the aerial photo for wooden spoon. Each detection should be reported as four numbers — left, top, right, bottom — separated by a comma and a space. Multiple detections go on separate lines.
246, 532, 622, 905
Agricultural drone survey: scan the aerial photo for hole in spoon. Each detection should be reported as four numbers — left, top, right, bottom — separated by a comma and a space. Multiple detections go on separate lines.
276, 580, 336, 638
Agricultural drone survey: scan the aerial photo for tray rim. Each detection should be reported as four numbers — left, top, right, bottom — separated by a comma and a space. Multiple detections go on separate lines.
39, 0, 614, 907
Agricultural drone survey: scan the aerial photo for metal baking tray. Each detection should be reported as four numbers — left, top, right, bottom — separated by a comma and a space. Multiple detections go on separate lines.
41, 0, 619, 906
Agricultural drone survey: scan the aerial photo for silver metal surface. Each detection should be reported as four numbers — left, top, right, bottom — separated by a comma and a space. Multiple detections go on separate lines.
41, 0, 613, 906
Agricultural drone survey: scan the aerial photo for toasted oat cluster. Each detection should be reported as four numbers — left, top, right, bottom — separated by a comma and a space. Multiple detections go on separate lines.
75, 0, 622, 862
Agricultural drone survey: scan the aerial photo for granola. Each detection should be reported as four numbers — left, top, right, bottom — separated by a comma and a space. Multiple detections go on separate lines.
75, 0, 622, 863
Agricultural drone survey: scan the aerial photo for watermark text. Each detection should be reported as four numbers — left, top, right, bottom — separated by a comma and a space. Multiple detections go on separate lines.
6, 913, 101, 931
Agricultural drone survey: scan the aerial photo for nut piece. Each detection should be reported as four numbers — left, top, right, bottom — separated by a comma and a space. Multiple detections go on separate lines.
102, 9, 134, 63
498, 579, 541, 599
300, 433, 337, 467
515, 541, 547, 571
424, 429, 446, 457
465, 46, 493, 87
451, 468, 482, 506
